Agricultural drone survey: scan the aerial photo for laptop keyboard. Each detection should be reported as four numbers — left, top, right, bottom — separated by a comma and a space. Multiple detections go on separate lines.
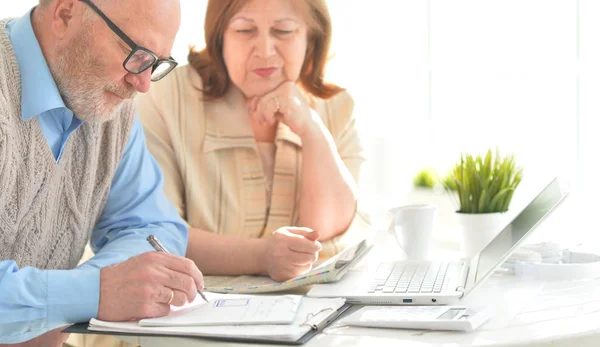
368, 262, 450, 294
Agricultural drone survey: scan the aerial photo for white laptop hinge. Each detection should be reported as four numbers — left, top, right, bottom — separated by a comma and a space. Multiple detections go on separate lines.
456, 260, 471, 294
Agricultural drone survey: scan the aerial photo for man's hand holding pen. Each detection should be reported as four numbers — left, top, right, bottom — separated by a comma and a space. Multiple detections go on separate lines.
97, 251, 204, 322
147, 234, 210, 303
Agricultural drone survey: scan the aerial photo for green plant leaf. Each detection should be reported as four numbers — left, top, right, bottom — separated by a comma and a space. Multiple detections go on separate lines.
489, 187, 513, 212
448, 149, 522, 213
478, 188, 488, 213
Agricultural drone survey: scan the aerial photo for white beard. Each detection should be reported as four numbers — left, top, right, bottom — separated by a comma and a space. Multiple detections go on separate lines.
48, 28, 136, 123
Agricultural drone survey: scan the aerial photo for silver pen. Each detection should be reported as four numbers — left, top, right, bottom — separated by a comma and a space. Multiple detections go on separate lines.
147, 234, 209, 303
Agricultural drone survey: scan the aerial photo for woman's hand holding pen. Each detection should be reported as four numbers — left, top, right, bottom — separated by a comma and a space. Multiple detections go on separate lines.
261, 227, 322, 282
97, 252, 204, 321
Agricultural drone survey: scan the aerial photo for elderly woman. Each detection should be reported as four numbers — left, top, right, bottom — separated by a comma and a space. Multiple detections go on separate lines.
137, 0, 370, 283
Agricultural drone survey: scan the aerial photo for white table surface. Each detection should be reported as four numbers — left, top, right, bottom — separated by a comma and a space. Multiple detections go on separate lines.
118, 224, 600, 347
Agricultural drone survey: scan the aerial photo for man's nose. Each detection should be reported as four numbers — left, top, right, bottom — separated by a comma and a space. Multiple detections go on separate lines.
125, 68, 152, 94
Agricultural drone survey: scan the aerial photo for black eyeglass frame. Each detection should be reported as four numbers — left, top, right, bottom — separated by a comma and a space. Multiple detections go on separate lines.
79, 0, 178, 81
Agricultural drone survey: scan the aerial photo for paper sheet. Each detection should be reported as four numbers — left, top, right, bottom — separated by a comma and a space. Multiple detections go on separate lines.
139, 295, 301, 326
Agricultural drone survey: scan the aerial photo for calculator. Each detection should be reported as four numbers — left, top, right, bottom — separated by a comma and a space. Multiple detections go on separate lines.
343, 306, 493, 331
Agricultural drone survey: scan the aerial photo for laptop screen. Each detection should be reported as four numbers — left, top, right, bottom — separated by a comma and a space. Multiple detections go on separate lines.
473, 178, 568, 285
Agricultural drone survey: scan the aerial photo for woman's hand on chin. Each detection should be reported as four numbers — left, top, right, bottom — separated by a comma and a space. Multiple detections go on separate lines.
246, 82, 321, 138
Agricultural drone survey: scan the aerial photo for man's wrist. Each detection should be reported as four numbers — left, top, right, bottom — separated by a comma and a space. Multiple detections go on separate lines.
47, 268, 100, 324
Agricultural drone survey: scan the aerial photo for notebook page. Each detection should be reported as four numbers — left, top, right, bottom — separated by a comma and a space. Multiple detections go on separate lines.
139, 295, 302, 326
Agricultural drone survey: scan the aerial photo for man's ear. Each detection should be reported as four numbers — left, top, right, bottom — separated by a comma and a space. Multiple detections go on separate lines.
49, 0, 83, 39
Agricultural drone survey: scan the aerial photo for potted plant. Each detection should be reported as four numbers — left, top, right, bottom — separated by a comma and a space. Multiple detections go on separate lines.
446, 149, 523, 257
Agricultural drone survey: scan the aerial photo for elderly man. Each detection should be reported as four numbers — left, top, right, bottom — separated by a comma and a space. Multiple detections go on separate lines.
0, 0, 203, 345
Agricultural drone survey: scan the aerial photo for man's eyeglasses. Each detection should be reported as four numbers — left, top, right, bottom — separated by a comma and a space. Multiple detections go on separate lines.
79, 0, 177, 82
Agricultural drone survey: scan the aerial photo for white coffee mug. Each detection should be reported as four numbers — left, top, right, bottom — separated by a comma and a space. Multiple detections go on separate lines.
388, 204, 436, 260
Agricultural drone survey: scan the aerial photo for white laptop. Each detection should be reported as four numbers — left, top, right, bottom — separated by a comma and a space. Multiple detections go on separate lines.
308, 177, 569, 305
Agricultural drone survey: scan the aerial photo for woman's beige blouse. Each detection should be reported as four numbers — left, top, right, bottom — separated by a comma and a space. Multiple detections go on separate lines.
137, 65, 371, 259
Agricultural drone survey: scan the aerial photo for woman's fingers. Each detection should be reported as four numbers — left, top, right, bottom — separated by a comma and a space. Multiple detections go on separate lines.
283, 247, 320, 266
248, 82, 301, 127
254, 94, 282, 126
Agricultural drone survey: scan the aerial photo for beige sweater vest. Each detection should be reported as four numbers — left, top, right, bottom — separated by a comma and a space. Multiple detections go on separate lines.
0, 19, 135, 270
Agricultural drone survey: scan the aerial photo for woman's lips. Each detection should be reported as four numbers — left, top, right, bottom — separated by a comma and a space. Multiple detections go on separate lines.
253, 67, 278, 78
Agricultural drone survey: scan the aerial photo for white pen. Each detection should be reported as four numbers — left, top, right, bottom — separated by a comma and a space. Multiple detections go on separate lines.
147, 234, 209, 303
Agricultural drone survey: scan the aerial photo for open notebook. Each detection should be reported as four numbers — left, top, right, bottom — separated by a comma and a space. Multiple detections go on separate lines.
65, 293, 349, 345
204, 239, 371, 294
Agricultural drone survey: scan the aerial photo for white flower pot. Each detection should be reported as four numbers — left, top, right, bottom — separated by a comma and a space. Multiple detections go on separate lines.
457, 212, 507, 258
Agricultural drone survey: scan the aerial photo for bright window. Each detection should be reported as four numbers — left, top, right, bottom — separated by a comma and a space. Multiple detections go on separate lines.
3, 1, 598, 245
